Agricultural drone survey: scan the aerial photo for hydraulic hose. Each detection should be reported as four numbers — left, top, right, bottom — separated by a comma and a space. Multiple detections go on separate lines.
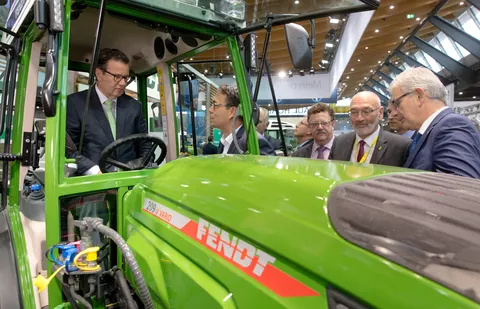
91, 221, 153, 309
114, 268, 137, 309
70, 286, 92, 309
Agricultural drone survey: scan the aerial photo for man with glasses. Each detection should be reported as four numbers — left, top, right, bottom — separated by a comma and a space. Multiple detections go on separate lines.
210, 85, 275, 155
293, 116, 313, 151
257, 107, 282, 150
291, 103, 335, 159
387, 102, 416, 139
67, 48, 149, 175
329, 91, 410, 166
389, 67, 480, 178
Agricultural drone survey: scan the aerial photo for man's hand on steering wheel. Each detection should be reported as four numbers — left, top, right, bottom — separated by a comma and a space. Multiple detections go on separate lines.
99, 133, 167, 173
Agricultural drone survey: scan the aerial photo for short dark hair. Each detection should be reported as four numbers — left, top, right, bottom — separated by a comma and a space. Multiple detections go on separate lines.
307, 103, 335, 122
218, 85, 240, 108
97, 48, 130, 70
207, 136, 214, 142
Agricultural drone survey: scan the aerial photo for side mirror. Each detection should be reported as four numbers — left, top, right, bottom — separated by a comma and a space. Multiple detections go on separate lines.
284, 23, 312, 70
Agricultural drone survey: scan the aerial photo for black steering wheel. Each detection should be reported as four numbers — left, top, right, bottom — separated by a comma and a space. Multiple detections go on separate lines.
99, 133, 167, 173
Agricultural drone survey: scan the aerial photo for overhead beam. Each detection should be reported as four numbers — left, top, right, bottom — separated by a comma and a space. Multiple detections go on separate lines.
377, 71, 393, 83
429, 15, 480, 59
386, 62, 403, 75
363, 84, 390, 105
395, 51, 451, 85
467, 0, 480, 10
410, 36, 477, 85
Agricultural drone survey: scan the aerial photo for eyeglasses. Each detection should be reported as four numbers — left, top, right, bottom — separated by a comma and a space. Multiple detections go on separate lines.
212, 103, 229, 110
390, 91, 413, 108
349, 106, 381, 117
103, 70, 134, 84
308, 121, 332, 128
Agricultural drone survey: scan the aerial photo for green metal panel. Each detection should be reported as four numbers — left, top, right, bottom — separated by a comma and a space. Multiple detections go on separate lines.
167, 65, 180, 157
227, 36, 259, 155
46, 0, 72, 305
136, 75, 148, 121
8, 22, 38, 309
121, 156, 479, 309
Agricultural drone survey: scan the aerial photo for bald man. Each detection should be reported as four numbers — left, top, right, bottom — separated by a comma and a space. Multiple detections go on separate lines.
329, 91, 411, 167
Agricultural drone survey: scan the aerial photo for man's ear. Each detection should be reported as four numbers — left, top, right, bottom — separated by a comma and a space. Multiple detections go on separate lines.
378, 106, 384, 120
416, 88, 427, 106
228, 106, 237, 120
95, 68, 102, 81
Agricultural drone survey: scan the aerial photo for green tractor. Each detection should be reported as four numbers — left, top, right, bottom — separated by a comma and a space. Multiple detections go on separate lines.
0, 0, 478, 308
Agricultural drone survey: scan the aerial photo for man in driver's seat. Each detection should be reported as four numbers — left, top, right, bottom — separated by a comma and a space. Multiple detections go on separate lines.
67, 48, 149, 174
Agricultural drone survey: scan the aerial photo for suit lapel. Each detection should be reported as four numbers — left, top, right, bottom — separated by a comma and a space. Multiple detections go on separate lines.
116, 95, 127, 139
302, 142, 313, 158
91, 91, 114, 142
405, 108, 453, 167
343, 133, 356, 161
228, 126, 245, 154
370, 129, 387, 164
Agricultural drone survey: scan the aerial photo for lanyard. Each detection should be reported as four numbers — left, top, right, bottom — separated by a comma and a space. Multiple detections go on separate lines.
357, 135, 379, 163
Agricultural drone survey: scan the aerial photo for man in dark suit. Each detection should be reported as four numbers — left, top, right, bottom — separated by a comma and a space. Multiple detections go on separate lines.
291, 103, 335, 159
387, 102, 415, 139
257, 107, 282, 150
202, 136, 218, 155
209, 85, 275, 155
389, 67, 480, 178
293, 116, 313, 151
329, 91, 411, 167
67, 48, 149, 175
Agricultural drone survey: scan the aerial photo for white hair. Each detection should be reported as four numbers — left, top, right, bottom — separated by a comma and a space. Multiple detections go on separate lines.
389, 67, 447, 104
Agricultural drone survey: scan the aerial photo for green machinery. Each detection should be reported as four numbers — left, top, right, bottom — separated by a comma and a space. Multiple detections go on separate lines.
0, 0, 478, 308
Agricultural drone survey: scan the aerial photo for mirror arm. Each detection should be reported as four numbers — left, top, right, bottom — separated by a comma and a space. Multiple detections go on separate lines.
252, 14, 274, 104
309, 19, 316, 49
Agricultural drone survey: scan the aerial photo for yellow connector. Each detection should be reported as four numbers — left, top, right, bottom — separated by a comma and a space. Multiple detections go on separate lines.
34, 265, 65, 292
73, 247, 101, 271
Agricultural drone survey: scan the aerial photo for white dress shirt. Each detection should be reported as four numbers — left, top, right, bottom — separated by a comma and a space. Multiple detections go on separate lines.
350, 125, 380, 164
418, 106, 448, 135
220, 125, 242, 154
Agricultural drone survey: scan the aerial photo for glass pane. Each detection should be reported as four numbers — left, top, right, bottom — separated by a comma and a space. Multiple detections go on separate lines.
414, 52, 431, 69
437, 32, 461, 61
121, 0, 369, 30
423, 52, 443, 73
454, 41, 470, 57
459, 12, 480, 40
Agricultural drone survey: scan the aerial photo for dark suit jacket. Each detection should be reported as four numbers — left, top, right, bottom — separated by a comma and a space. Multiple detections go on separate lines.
67, 89, 149, 174
404, 108, 480, 178
218, 126, 276, 155
291, 139, 314, 158
329, 128, 411, 167
202, 142, 218, 155
265, 135, 282, 150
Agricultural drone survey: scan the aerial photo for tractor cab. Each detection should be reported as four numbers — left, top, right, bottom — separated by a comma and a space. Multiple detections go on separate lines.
0, 0, 479, 308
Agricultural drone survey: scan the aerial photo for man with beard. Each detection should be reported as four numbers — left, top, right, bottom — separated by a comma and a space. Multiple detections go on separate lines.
389, 67, 480, 178
291, 103, 334, 159
329, 91, 411, 167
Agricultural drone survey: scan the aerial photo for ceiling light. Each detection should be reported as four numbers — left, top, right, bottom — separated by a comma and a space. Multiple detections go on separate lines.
351, 68, 354, 71
473, 96, 477, 99
278, 71, 286, 78
406, 52, 410, 55
400, 36, 404, 39
233, 75, 236, 79
190, 58, 193, 60
379, 76, 382, 79
358, 59, 361, 62
226, 55, 230, 59
375, 29, 379, 33
378, 61, 381, 64
364, 77, 368, 80
294, 0, 299, 4
342, 83, 346, 86
395, 61, 398, 64
204, 69, 208, 74
336, 39, 339, 42
365, 47, 369, 49
389, 5, 394, 9
330, 18, 340, 24
343, 18, 346, 21
388, 50, 391, 53
347, 76, 350, 79
460, 1, 464, 5
370, 70, 373, 73
459, 92, 463, 95
326, 43, 334, 48
322, 60, 329, 64
416, 17, 421, 21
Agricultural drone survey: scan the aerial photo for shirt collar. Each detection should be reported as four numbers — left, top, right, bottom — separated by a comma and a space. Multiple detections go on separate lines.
355, 125, 380, 147
95, 84, 117, 104
220, 125, 243, 145
312, 135, 334, 153
418, 106, 448, 135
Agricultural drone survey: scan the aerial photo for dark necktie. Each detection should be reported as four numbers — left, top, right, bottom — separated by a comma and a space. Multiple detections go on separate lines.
409, 133, 422, 154
357, 140, 365, 162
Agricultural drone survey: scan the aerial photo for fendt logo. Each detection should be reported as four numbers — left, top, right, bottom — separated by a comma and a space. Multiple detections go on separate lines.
196, 218, 275, 277
142, 198, 319, 298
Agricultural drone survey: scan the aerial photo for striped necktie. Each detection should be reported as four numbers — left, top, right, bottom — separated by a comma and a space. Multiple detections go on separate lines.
104, 99, 116, 139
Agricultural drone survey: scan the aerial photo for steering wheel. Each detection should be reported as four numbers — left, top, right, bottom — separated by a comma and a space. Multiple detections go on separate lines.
99, 133, 167, 173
